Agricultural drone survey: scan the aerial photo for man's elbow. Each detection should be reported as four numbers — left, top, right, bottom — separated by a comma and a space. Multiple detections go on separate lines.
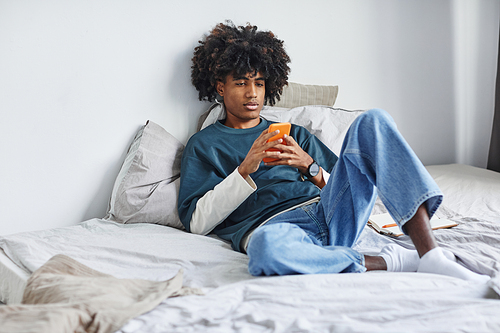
189, 220, 212, 235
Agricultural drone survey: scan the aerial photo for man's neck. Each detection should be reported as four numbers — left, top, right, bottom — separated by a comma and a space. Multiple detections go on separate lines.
223, 116, 261, 129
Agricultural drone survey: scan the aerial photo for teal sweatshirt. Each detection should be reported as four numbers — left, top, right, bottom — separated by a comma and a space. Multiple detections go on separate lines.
178, 118, 338, 252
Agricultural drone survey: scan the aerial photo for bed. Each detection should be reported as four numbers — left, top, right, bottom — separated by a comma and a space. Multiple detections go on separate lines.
1, 83, 499, 332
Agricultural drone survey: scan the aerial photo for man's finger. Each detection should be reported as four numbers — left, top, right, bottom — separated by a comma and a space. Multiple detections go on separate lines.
262, 137, 283, 150
256, 129, 280, 144
282, 134, 298, 146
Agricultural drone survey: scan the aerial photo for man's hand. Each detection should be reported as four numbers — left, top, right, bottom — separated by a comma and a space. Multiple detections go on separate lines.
238, 128, 326, 189
266, 134, 326, 188
265, 134, 313, 173
238, 128, 283, 179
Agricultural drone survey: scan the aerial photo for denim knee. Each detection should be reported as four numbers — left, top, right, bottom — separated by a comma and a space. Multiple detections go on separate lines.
361, 108, 392, 121
343, 108, 399, 155
247, 223, 311, 276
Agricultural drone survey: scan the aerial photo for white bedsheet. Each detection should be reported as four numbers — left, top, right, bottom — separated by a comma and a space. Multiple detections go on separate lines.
120, 273, 498, 333
1, 218, 498, 332
0, 220, 252, 290
0, 164, 499, 332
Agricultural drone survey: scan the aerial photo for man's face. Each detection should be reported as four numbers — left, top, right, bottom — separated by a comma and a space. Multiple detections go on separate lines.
216, 71, 266, 129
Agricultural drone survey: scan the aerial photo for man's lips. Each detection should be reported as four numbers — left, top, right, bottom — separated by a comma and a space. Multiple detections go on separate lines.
244, 102, 259, 111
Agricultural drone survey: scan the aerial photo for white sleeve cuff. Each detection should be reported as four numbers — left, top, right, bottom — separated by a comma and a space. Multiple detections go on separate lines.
190, 168, 256, 235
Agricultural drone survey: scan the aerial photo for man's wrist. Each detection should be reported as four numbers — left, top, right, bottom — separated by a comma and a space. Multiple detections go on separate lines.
238, 165, 250, 179
308, 167, 326, 189
298, 156, 314, 175
236, 166, 256, 190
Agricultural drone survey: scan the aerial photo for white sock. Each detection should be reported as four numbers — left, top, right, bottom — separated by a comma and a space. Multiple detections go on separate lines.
379, 244, 420, 272
379, 244, 457, 272
418, 247, 490, 283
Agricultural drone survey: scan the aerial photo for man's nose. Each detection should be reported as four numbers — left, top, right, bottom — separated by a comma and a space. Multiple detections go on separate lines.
246, 85, 257, 98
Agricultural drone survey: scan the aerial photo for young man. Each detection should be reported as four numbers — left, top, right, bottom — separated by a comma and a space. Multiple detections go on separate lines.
178, 22, 489, 282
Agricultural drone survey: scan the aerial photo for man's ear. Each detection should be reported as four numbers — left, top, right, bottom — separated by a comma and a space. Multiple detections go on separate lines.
216, 80, 224, 97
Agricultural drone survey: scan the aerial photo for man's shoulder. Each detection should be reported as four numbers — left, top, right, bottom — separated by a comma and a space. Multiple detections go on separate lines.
186, 123, 220, 145
289, 123, 315, 142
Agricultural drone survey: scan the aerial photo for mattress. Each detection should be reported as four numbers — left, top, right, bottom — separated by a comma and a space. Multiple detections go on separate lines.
0, 248, 29, 304
0, 163, 499, 332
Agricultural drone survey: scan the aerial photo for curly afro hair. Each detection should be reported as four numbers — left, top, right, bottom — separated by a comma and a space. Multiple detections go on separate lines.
191, 21, 291, 106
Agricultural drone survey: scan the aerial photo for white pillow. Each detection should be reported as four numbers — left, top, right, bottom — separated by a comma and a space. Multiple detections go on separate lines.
260, 106, 364, 155
104, 121, 185, 229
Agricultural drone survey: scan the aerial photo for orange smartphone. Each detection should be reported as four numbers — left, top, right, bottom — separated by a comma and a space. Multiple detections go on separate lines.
263, 122, 291, 163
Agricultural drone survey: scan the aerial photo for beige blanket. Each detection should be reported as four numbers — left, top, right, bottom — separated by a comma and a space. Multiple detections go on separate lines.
0, 254, 201, 333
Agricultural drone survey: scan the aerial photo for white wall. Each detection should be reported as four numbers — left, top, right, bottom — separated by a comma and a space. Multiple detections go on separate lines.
0, 0, 498, 235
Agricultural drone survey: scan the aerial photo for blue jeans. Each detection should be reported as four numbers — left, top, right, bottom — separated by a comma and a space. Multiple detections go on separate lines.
247, 109, 443, 276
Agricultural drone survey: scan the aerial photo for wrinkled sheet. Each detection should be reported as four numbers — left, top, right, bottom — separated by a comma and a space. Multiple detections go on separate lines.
0, 164, 499, 332
0, 254, 200, 333
119, 273, 500, 333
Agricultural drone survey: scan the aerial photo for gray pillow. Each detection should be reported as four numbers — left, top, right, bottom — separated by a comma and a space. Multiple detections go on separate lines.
104, 120, 185, 229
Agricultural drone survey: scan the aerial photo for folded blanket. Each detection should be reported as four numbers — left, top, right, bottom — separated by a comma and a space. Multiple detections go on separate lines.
0, 254, 202, 333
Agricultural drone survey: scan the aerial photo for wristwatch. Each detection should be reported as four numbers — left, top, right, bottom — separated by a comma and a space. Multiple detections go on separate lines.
305, 160, 320, 178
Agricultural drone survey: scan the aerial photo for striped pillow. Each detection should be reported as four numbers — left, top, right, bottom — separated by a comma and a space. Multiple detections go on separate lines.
274, 82, 338, 108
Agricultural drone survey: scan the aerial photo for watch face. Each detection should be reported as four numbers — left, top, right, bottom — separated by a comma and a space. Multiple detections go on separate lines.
309, 162, 320, 177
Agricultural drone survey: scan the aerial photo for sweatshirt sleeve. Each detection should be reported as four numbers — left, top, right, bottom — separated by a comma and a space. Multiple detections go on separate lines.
189, 168, 256, 235
177, 135, 258, 234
